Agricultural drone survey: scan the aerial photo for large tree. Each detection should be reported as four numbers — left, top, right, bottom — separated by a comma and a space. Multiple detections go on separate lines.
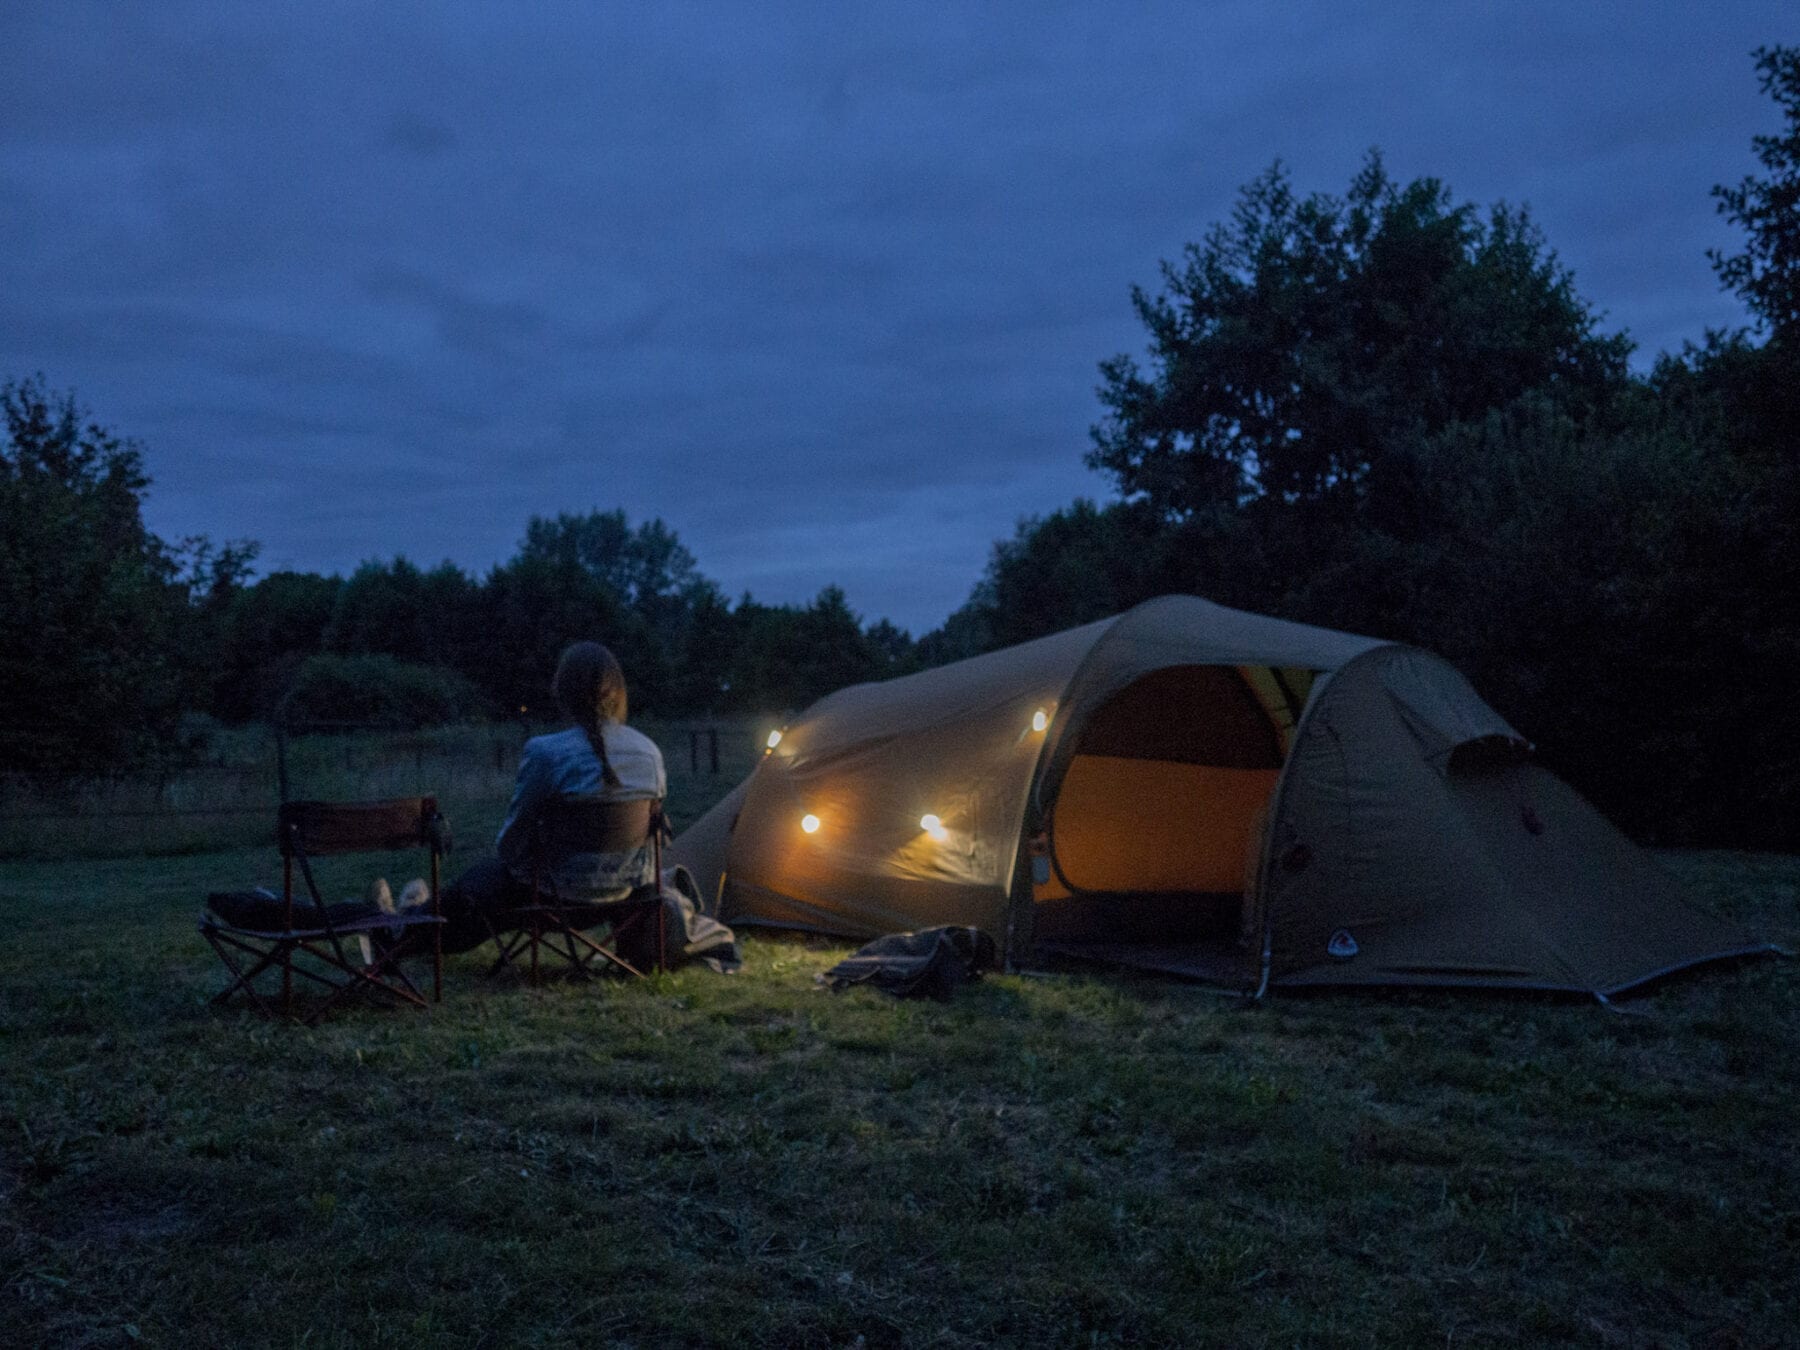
322, 558, 481, 669
0, 378, 194, 772
1088, 154, 1631, 523
961, 500, 1183, 649
1692, 44, 1800, 843
514, 510, 704, 613
470, 551, 634, 718
1712, 44, 1800, 341
511, 509, 718, 711
724, 587, 888, 713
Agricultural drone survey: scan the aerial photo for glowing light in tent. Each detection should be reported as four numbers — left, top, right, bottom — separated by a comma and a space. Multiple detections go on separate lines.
800, 813, 821, 834
766, 729, 782, 751
919, 813, 948, 842
1031, 708, 1049, 733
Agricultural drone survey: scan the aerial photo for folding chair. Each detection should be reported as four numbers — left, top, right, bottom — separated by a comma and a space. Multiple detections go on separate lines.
200, 796, 449, 1023
486, 797, 669, 981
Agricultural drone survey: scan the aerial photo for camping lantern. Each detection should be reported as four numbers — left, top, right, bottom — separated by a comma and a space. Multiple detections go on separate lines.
919, 813, 948, 842
800, 813, 821, 834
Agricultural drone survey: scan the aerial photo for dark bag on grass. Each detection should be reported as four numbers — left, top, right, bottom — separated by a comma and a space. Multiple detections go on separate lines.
820, 926, 997, 999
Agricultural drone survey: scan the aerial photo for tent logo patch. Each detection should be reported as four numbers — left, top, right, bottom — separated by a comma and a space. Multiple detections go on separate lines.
1327, 929, 1359, 960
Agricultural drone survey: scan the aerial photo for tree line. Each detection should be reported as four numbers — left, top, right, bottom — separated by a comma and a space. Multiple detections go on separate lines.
0, 409, 923, 771
3, 47, 1794, 848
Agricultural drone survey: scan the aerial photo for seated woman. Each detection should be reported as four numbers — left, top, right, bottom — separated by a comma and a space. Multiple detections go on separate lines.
440, 640, 666, 953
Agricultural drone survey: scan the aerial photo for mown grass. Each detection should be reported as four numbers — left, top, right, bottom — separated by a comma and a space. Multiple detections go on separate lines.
1, 833, 1796, 1345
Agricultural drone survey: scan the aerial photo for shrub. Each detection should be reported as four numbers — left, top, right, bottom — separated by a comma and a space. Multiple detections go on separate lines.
281, 654, 486, 728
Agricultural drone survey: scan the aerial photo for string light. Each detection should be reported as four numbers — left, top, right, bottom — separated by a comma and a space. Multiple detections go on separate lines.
919, 814, 948, 842
766, 729, 782, 749
1031, 708, 1049, 733
800, 813, 821, 834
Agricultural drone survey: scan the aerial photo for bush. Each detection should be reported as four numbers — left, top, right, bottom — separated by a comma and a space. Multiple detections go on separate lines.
281, 654, 486, 728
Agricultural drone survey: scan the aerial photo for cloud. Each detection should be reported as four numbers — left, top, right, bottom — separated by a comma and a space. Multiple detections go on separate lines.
360, 270, 551, 357
1, 1, 1789, 634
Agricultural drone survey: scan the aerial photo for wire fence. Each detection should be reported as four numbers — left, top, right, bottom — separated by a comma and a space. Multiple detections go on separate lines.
0, 718, 760, 860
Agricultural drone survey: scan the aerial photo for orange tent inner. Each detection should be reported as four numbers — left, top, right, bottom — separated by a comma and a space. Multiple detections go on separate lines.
1040, 756, 1279, 897
1033, 665, 1297, 937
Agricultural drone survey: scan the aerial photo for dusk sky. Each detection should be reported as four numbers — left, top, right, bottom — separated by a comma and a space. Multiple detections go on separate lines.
3, 4, 1792, 635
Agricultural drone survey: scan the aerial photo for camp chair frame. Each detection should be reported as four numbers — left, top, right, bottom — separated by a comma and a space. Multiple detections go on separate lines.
486, 797, 669, 981
200, 796, 448, 1024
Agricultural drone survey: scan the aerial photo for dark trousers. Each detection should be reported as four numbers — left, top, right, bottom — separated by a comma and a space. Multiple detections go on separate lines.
438, 855, 535, 955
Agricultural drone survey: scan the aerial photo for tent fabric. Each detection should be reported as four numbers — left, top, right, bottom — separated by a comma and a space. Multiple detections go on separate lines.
685, 618, 1111, 943
671, 595, 1768, 995
1257, 646, 1769, 992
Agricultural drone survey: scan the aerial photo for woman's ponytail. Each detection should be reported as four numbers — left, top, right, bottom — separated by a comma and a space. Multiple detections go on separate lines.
552, 642, 628, 789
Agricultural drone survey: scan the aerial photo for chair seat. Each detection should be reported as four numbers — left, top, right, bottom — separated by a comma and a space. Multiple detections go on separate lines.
496, 886, 657, 924
200, 795, 448, 1022
201, 910, 445, 942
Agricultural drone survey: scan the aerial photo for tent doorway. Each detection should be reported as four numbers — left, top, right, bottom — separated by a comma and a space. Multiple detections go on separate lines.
1031, 663, 1306, 981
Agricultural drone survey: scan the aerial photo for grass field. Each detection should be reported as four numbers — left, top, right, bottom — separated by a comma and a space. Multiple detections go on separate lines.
0, 748, 1796, 1346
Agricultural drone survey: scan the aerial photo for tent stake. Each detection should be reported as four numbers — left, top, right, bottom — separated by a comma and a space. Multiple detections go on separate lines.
1594, 992, 1650, 1018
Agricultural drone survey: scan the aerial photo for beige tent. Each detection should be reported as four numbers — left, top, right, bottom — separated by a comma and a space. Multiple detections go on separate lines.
673, 595, 1768, 995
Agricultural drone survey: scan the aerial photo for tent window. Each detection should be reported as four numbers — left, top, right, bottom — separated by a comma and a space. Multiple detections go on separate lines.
1447, 735, 1532, 775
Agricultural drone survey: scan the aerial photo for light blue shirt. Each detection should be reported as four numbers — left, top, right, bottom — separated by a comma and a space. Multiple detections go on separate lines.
496, 724, 668, 899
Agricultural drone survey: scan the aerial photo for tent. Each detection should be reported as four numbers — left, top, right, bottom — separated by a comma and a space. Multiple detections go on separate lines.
671, 595, 1770, 995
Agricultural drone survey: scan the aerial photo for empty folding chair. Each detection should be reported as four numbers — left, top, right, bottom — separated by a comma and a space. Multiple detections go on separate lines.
200, 796, 449, 1023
